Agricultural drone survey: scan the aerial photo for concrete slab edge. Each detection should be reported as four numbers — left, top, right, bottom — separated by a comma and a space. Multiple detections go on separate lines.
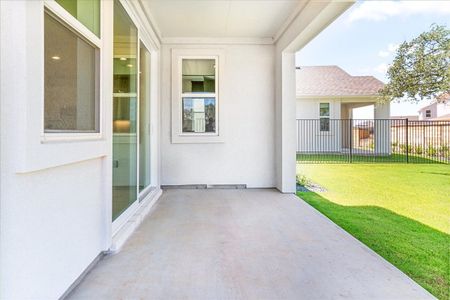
110, 188, 163, 253
295, 194, 436, 299
59, 252, 106, 300
161, 184, 247, 189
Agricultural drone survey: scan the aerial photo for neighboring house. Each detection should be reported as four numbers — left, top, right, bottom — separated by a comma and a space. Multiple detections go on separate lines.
391, 115, 419, 120
390, 94, 450, 149
296, 66, 390, 153
418, 94, 450, 120
432, 114, 450, 121
296, 66, 388, 119
0, 1, 354, 299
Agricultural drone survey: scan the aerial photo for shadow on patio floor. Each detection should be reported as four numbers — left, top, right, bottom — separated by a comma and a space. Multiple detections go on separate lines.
297, 191, 449, 299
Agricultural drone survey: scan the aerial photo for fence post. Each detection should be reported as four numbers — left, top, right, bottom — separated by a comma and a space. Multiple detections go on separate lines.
349, 119, 353, 163
406, 118, 409, 163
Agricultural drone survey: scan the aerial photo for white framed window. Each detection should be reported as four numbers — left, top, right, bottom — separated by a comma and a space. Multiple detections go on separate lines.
181, 58, 217, 134
171, 49, 224, 143
42, 1, 101, 141
425, 109, 431, 118
319, 102, 330, 132
54, 0, 100, 37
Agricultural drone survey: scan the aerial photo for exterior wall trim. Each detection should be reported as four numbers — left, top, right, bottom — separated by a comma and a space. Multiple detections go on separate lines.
128, 0, 162, 49
162, 37, 274, 45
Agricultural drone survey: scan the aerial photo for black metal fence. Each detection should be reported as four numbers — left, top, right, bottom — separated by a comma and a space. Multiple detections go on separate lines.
296, 119, 450, 164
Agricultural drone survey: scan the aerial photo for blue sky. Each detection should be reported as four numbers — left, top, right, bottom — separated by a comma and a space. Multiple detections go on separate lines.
295, 1, 450, 118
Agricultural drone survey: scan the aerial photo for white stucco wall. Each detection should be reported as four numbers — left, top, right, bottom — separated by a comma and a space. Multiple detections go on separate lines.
296, 98, 341, 119
437, 102, 450, 117
0, 160, 108, 299
295, 98, 391, 153
0, 2, 112, 299
419, 102, 450, 120
418, 105, 437, 120
161, 44, 276, 187
0, 1, 161, 298
296, 99, 342, 152
295, 97, 386, 120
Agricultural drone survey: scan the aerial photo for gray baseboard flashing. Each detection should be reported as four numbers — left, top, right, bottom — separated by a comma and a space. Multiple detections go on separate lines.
161, 184, 247, 190
59, 252, 106, 300
207, 184, 247, 189
161, 184, 207, 189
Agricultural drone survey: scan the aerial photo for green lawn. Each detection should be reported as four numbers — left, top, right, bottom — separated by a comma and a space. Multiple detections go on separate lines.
296, 163, 450, 299
297, 153, 446, 164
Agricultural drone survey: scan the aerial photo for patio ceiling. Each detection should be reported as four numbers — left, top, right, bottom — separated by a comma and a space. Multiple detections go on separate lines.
140, 0, 306, 40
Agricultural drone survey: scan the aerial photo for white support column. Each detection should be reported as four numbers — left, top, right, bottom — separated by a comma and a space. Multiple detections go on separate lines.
374, 102, 391, 154
273, 0, 354, 193
275, 52, 297, 193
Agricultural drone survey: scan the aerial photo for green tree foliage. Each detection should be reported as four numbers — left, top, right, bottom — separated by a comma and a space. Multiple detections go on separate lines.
379, 25, 450, 103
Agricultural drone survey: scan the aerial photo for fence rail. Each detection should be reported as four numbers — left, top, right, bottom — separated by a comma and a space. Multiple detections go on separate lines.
296, 119, 450, 164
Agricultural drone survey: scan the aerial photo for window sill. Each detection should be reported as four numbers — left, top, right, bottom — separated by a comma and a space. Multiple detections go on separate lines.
171, 134, 224, 144
41, 132, 103, 143
179, 132, 218, 136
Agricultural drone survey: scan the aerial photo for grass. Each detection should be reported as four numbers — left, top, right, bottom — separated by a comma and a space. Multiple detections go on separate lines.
297, 153, 446, 164
296, 163, 450, 299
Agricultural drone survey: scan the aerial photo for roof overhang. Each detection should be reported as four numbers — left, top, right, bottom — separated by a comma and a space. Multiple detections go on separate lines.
138, 0, 354, 46
296, 95, 380, 100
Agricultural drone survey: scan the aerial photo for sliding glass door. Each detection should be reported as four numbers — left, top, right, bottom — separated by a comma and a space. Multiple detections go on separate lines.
139, 42, 151, 193
112, 1, 138, 220
112, 1, 152, 222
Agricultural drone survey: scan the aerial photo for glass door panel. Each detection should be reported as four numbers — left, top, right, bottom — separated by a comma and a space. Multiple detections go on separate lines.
139, 42, 151, 193
112, 0, 138, 221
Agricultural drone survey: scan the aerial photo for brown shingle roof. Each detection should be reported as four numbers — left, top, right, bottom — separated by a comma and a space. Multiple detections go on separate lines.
296, 66, 384, 97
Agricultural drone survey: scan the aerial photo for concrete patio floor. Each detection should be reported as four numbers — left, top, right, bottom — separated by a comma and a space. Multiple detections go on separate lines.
67, 189, 433, 300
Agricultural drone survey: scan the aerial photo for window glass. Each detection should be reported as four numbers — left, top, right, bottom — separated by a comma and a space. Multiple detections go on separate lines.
181, 58, 217, 134
320, 118, 330, 132
425, 110, 431, 118
56, 0, 100, 37
182, 98, 216, 133
44, 12, 99, 132
319, 103, 330, 132
112, 0, 138, 221
182, 59, 215, 93
139, 42, 151, 192
320, 103, 330, 117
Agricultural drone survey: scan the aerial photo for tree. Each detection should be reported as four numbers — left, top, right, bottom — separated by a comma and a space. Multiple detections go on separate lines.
379, 24, 450, 103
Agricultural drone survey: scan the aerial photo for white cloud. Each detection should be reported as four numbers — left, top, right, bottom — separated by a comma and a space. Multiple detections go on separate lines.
387, 43, 399, 52
347, 1, 450, 23
378, 43, 399, 58
378, 50, 389, 58
374, 63, 389, 74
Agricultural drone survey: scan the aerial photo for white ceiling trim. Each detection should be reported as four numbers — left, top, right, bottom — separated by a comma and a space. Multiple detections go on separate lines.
137, 0, 162, 43
161, 37, 274, 45
273, 0, 310, 43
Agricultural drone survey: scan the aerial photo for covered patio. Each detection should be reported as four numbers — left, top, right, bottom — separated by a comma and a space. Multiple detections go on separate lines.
0, 1, 436, 298
67, 189, 432, 299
